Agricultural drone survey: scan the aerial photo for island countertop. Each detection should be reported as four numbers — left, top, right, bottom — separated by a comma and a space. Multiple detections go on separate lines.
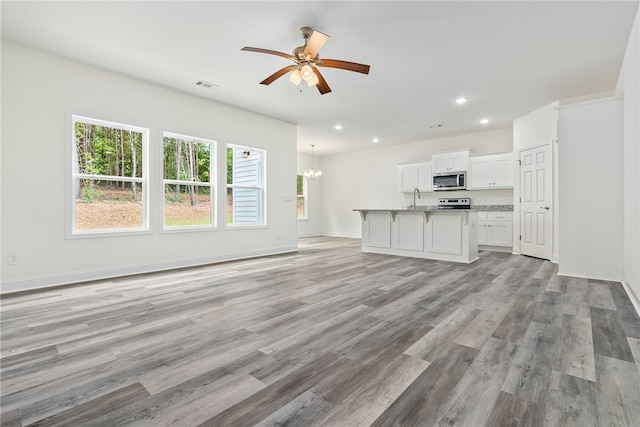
353, 204, 513, 213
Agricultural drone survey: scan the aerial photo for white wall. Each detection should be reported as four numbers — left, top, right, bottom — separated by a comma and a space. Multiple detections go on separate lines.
557, 97, 624, 281
1, 41, 298, 293
296, 152, 323, 237
322, 128, 513, 238
616, 8, 640, 304
512, 102, 559, 261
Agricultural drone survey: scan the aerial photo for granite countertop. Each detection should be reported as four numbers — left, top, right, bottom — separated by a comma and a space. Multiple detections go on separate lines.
468, 204, 514, 212
353, 205, 514, 213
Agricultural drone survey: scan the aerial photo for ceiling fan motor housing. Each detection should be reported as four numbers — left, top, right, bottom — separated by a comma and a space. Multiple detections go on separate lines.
294, 27, 317, 60
299, 26, 314, 40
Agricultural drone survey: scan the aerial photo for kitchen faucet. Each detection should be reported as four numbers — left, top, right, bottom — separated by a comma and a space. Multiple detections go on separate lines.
413, 187, 420, 209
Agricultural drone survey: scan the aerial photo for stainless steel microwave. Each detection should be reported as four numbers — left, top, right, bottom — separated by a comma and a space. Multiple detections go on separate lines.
433, 171, 466, 191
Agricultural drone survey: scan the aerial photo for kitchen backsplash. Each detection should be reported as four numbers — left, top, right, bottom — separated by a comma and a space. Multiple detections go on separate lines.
405, 188, 513, 207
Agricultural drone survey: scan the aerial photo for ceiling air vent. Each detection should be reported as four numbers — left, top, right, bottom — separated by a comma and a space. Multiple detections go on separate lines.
195, 80, 219, 90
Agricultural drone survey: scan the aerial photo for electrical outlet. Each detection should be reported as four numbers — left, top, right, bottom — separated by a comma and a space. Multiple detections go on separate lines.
276, 233, 281, 240
8, 255, 19, 265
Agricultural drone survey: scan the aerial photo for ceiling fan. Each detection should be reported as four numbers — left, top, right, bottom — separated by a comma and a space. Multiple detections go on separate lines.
241, 26, 370, 95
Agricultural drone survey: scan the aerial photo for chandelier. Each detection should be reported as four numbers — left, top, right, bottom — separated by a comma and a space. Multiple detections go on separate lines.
303, 144, 322, 179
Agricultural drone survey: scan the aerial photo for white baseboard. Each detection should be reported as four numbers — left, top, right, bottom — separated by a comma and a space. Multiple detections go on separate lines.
322, 231, 361, 239
297, 232, 324, 238
1, 245, 298, 294
479, 245, 512, 253
621, 271, 640, 319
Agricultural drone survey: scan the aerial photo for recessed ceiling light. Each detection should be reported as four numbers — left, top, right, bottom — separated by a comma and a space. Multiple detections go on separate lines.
372, 138, 380, 143
334, 124, 343, 130
480, 118, 489, 124
456, 97, 468, 105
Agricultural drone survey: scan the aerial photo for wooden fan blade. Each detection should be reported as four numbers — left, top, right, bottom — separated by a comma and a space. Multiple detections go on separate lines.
241, 46, 295, 61
317, 59, 370, 75
303, 30, 330, 59
259, 65, 298, 85
312, 67, 332, 95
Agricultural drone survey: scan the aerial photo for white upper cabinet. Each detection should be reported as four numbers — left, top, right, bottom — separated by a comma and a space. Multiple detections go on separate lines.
469, 153, 514, 189
432, 150, 469, 174
398, 162, 432, 192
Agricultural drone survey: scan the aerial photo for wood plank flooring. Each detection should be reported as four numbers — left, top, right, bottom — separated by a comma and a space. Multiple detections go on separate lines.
2, 236, 640, 426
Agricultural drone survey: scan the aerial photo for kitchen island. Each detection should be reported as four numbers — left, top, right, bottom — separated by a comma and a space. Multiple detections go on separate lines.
353, 207, 479, 263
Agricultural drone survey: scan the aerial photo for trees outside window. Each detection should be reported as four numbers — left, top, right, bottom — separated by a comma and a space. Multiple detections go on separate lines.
226, 145, 265, 225
71, 116, 267, 233
71, 116, 147, 234
297, 175, 307, 220
163, 133, 215, 228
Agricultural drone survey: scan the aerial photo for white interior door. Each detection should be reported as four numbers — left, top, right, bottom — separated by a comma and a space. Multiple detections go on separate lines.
520, 144, 552, 260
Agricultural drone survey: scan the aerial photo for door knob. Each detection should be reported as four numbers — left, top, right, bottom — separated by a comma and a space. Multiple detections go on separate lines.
542, 206, 550, 210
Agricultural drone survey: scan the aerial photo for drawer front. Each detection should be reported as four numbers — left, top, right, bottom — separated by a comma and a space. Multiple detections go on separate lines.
487, 212, 513, 222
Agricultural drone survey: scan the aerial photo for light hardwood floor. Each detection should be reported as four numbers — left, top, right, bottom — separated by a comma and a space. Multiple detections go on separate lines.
1, 236, 640, 426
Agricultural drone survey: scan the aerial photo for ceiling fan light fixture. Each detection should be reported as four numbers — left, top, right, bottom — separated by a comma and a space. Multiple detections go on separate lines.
305, 72, 319, 86
301, 64, 314, 80
289, 69, 302, 85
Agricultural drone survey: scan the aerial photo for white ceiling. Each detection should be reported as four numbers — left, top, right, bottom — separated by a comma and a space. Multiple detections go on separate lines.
2, 1, 638, 156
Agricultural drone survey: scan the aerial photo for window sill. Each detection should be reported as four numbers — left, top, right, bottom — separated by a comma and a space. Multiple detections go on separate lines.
67, 228, 152, 239
161, 225, 219, 234
225, 224, 268, 230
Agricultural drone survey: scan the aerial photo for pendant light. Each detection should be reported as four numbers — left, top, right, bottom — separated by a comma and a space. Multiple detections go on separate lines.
303, 144, 322, 179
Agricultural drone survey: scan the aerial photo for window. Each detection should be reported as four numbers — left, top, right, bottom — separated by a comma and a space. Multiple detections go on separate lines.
71, 115, 148, 234
297, 174, 307, 220
163, 133, 215, 229
226, 145, 265, 225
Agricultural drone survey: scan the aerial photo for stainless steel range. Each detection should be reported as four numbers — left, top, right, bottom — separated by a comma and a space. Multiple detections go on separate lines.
438, 198, 471, 210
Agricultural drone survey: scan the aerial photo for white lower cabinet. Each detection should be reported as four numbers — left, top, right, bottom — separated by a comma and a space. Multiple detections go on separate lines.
395, 214, 424, 251
365, 213, 392, 248
428, 214, 462, 255
477, 212, 513, 248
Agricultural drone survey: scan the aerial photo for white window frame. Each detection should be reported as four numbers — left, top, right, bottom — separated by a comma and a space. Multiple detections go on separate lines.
69, 115, 149, 237
297, 174, 308, 220
226, 144, 266, 227
162, 132, 216, 230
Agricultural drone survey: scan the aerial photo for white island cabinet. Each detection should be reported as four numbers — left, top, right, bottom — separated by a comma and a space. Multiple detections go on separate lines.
354, 209, 478, 263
